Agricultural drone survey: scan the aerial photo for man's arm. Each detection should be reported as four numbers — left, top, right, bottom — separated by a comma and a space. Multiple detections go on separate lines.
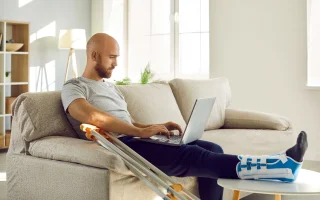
130, 116, 183, 135
68, 99, 142, 136
67, 98, 171, 138
130, 116, 152, 128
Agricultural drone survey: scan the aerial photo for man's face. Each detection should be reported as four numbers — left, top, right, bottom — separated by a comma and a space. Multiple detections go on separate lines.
94, 44, 119, 79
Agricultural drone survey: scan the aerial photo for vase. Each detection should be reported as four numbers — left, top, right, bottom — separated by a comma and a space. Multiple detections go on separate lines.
5, 74, 11, 83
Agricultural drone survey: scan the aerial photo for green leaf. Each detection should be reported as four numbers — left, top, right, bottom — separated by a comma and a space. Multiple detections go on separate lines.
140, 63, 154, 84
115, 77, 131, 85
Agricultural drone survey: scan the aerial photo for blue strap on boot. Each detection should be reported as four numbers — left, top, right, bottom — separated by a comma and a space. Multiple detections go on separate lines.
236, 153, 302, 182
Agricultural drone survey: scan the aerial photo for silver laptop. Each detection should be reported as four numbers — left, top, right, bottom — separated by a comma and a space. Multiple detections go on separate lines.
134, 97, 216, 146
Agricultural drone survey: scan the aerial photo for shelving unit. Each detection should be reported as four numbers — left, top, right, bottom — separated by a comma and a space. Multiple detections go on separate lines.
0, 20, 29, 150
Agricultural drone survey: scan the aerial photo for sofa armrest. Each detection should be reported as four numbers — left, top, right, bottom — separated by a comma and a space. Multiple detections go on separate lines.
28, 136, 133, 176
223, 108, 292, 131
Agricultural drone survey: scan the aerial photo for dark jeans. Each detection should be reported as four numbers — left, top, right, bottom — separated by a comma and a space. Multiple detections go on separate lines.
119, 136, 239, 200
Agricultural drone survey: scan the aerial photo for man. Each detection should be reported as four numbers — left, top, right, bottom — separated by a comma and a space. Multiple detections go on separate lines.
61, 33, 308, 200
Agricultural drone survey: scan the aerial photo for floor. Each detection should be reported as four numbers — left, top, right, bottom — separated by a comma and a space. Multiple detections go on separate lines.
0, 152, 319, 200
0, 152, 7, 200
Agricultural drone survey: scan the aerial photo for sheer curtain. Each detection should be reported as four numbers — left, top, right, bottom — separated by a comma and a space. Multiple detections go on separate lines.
307, 0, 320, 86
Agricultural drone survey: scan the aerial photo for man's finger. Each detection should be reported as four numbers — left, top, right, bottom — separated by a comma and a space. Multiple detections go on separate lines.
172, 123, 183, 134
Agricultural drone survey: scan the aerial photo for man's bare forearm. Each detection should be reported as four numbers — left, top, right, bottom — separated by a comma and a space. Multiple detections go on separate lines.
68, 99, 146, 137
132, 122, 153, 128
87, 112, 144, 137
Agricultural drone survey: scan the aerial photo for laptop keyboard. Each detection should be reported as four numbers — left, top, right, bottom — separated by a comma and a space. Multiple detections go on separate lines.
151, 135, 182, 144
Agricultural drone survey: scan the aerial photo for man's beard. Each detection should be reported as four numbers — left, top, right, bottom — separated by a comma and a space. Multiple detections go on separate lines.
95, 64, 111, 78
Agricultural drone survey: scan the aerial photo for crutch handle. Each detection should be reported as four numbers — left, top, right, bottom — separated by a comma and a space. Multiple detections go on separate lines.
170, 184, 183, 192
166, 193, 179, 200
166, 184, 183, 200
80, 124, 111, 141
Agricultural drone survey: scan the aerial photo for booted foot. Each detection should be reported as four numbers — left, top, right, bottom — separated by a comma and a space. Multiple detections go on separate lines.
286, 131, 308, 162
236, 132, 308, 182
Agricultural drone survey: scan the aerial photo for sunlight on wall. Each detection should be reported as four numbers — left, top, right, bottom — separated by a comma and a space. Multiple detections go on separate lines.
0, 172, 6, 182
18, 0, 34, 8
30, 21, 56, 43
30, 66, 39, 92
30, 60, 56, 92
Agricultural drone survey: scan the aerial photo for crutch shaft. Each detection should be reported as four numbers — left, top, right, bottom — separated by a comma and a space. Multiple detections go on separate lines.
93, 130, 187, 200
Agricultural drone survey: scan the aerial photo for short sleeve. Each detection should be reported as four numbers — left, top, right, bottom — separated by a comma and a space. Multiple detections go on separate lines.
113, 84, 125, 99
61, 80, 86, 112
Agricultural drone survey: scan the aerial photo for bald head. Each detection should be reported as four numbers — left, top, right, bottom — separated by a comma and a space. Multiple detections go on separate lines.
83, 33, 120, 80
86, 33, 118, 56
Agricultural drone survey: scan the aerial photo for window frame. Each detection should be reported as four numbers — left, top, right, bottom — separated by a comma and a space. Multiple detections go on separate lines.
126, 0, 210, 81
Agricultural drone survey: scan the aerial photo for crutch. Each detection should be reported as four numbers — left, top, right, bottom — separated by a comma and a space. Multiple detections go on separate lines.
80, 124, 200, 200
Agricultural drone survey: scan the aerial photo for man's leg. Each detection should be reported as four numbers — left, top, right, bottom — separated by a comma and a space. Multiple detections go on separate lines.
119, 136, 239, 200
188, 140, 225, 200
118, 131, 308, 199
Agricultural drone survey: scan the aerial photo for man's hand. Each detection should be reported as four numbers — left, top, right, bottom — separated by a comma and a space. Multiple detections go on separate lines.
138, 125, 171, 138
162, 121, 183, 136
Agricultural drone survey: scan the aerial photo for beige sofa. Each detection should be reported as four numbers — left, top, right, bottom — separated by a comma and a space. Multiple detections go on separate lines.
6, 78, 294, 200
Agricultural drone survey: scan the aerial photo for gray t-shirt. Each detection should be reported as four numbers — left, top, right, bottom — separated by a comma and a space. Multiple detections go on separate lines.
61, 76, 132, 139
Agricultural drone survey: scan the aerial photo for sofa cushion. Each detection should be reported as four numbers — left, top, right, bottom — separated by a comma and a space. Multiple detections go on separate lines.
223, 108, 292, 131
29, 136, 133, 176
12, 92, 77, 142
117, 83, 186, 128
201, 129, 294, 155
169, 78, 232, 130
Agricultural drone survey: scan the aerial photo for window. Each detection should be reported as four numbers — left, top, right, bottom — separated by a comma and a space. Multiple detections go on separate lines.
307, 0, 320, 86
128, 0, 209, 82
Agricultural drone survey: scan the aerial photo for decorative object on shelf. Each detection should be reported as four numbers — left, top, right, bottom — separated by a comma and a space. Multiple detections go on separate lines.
59, 29, 87, 83
115, 77, 131, 85
5, 71, 11, 82
6, 43, 24, 52
140, 63, 154, 84
6, 39, 24, 52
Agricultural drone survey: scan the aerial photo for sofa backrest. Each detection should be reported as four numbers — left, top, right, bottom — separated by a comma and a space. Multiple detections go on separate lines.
169, 78, 232, 130
117, 83, 187, 129
12, 91, 78, 143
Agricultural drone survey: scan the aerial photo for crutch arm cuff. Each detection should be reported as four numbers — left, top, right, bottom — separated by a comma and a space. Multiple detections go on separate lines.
80, 123, 111, 141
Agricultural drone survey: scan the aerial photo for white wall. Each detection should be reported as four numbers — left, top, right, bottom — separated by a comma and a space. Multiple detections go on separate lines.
91, 0, 126, 81
0, 0, 91, 91
210, 0, 320, 161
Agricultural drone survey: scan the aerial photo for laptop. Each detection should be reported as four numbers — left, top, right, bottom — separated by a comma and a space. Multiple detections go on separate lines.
134, 97, 216, 146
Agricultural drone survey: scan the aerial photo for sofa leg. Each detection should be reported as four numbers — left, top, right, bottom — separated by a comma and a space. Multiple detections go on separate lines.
275, 194, 281, 200
232, 190, 240, 200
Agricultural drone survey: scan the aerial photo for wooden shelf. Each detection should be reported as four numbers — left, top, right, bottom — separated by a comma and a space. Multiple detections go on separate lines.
0, 82, 29, 85
5, 52, 28, 55
0, 114, 12, 117
0, 147, 9, 151
0, 20, 29, 144
0, 131, 10, 149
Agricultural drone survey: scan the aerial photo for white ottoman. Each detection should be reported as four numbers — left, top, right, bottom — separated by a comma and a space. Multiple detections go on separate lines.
218, 169, 320, 200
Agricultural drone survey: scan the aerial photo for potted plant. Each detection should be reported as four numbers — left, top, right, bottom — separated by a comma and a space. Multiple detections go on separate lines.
115, 77, 131, 85
140, 63, 154, 84
114, 63, 155, 85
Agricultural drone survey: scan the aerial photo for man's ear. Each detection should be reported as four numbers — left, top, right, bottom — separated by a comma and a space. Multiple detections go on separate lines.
91, 51, 97, 61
